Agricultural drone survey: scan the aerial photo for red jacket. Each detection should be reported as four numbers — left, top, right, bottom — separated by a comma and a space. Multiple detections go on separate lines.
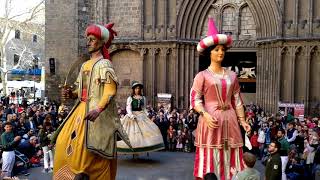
250, 134, 259, 147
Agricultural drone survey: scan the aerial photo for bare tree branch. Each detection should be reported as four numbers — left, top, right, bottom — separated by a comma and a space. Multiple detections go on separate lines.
7, 0, 44, 22
0, 0, 45, 96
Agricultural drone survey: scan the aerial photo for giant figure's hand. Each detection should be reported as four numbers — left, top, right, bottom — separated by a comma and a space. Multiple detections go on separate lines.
203, 112, 219, 129
85, 109, 102, 122
241, 121, 251, 132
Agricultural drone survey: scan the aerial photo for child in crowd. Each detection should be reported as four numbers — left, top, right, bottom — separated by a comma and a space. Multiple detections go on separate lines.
175, 130, 183, 152
39, 122, 54, 173
250, 130, 259, 157
231, 152, 260, 180
167, 125, 176, 151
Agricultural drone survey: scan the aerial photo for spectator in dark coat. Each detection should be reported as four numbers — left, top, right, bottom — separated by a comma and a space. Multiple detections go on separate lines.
265, 141, 282, 180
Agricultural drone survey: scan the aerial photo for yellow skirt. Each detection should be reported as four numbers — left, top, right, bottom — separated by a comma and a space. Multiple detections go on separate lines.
53, 102, 117, 180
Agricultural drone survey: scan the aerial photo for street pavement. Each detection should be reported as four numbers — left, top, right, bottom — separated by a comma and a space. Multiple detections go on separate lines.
17, 151, 265, 180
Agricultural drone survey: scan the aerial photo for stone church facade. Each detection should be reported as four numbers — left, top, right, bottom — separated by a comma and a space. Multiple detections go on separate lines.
45, 0, 320, 113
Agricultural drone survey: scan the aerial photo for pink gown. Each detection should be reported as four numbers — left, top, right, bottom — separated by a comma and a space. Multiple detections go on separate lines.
190, 68, 245, 180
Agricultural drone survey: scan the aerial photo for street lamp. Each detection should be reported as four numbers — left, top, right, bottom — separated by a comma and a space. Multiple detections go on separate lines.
33, 58, 37, 102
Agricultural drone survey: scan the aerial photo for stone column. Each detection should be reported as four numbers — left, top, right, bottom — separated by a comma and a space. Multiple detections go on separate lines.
291, 47, 296, 102
173, 47, 179, 108
164, 47, 172, 93
294, 0, 299, 36
308, 0, 314, 37
151, 48, 160, 106
256, 45, 263, 106
140, 47, 148, 94
184, 44, 190, 109
152, 0, 156, 40
305, 46, 311, 112
158, 47, 168, 93
178, 44, 185, 109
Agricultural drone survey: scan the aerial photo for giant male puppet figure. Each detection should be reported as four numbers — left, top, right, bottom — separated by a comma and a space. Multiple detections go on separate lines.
52, 23, 131, 180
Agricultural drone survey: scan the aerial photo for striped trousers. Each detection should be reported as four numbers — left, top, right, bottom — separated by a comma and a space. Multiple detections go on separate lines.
194, 147, 244, 180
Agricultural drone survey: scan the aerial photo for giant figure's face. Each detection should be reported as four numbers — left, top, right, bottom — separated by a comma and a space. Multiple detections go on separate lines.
134, 86, 142, 95
210, 44, 226, 63
86, 35, 103, 54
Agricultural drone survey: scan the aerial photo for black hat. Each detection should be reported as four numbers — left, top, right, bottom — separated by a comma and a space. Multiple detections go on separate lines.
131, 81, 143, 89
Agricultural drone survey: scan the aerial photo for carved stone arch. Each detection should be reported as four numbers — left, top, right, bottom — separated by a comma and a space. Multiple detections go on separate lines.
140, 48, 149, 56
220, 3, 238, 13
310, 46, 319, 56
196, 0, 217, 39
220, 4, 237, 35
256, 0, 278, 37
280, 46, 289, 56
178, 0, 197, 38
109, 44, 141, 56
178, 0, 216, 39
238, 3, 256, 40
239, 2, 249, 10
185, 0, 203, 39
177, 0, 280, 40
110, 48, 143, 105
294, 46, 304, 56
238, 3, 249, 28
152, 47, 161, 55
199, 6, 219, 38
191, 1, 214, 39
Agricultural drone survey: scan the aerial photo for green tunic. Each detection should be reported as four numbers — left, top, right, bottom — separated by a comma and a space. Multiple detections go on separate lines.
265, 152, 282, 180
1, 132, 18, 151
278, 137, 290, 156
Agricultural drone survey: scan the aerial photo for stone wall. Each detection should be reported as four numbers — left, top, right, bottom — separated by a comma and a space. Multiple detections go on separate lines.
45, 0, 320, 113
107, 0, 141, 39
45, 0, 79, 100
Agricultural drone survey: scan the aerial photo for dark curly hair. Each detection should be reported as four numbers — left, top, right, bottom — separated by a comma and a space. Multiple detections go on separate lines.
131, 85, 143, 96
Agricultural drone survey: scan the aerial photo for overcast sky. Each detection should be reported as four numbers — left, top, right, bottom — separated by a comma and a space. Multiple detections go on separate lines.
0, 0, 45, 24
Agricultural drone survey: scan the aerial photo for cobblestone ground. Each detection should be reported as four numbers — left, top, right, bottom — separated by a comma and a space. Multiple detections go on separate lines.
18, 151, 265, 180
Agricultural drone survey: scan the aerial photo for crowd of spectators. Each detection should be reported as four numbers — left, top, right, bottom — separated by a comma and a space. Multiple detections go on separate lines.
244, 103, 320, 180
0, 98, 67, 178
118, 102, 320, 179
1, 94, 320, 180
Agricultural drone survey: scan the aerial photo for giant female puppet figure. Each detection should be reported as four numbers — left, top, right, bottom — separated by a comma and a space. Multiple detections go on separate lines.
190, 17, 251, 180
52, 23, 131, 180
117, 81, 164, 154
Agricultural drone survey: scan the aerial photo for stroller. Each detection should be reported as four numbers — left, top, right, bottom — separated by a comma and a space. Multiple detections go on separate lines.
0, 147, 30, 177
12, 150, 30, 176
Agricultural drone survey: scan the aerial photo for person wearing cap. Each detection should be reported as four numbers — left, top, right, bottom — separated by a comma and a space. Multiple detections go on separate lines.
52, 23, 131, 180
190, 17, 251, 180
117, 81, 164, 154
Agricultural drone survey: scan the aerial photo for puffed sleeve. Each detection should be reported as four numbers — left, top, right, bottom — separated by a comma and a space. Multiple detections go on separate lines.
190, 72, 205, 110
231, 74, 245, 121
95, 60, 118, 110
126, 96, 133, 115
143, 96, 147, 113
99, 60, 119, 85
231, 76, 244, 108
